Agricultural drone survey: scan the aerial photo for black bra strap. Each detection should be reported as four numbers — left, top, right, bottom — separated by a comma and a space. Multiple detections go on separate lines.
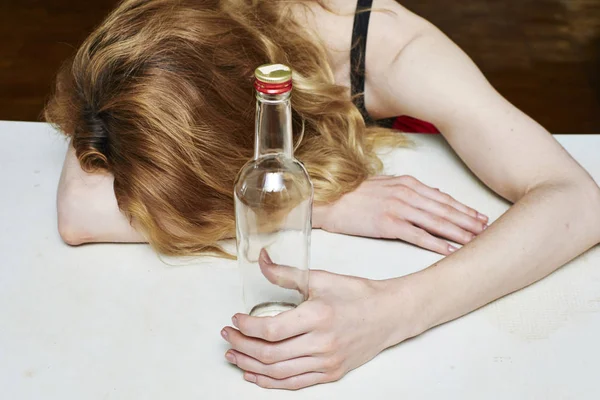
351, 0, 374, 124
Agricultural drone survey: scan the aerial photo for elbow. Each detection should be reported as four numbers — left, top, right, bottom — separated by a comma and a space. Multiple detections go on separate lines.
58, 220, 85, 246
589, 180, 600, 207
585, 180, 600, 238
56, 186, 89, 246
578, 177, 600, 212
531, 176, 600, 242
572, 177, 600, 242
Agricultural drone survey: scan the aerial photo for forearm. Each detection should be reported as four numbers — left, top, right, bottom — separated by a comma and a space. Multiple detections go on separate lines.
58, 173, 145, 244
312, 204, 328, 229
385, 180, 600, 343
57, 144, 145, 245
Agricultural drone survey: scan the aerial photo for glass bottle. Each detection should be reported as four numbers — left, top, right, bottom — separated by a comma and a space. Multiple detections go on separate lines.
234, 64, 313, 317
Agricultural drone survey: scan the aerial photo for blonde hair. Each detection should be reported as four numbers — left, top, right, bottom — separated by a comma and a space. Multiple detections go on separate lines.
45, 0, 404, 257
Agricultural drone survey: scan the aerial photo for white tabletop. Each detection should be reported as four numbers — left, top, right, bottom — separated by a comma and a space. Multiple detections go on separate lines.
1, 121, 599, 399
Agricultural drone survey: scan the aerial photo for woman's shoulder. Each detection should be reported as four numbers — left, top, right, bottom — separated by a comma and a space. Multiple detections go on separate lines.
292, 0, 431, 85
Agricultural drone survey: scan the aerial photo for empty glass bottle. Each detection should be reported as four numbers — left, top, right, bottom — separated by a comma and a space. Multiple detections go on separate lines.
234, 64, 313, 317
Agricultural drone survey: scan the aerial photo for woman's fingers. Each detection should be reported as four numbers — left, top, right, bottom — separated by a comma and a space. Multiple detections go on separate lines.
386, 218, 454, 254
225, 350, 327, 380
390, 176, 488, 222
258, 249, 307, 296
422, 187, 487, 222
232, 305, 315, 342
221, 326, 318, 364
400, 191, 486, 234
404, 207, 474, 245
243, 371, 338, 390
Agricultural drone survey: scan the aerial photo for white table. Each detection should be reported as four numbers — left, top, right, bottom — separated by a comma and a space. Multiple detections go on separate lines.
1, 121, 599, 399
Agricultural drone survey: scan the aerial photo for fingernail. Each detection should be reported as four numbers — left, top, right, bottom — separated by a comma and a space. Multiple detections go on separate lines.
448, 245, 458, 253
231, 316, 238, 327
483, 224, 488, 231
221, 329, 228, 340
245, 373, 257, 383
225, 352, 236, 364
477, 213, 488, 222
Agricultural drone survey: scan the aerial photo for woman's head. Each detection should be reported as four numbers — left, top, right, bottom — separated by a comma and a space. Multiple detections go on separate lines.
45, 0, 402, 256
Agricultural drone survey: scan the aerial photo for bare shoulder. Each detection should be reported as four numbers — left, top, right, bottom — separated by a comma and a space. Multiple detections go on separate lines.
289, 0, 354, 85
292, 1, 432, 87
363, 1, 434, 68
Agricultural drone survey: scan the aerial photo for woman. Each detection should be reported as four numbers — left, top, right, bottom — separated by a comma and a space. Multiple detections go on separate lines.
46, 0, 600, 390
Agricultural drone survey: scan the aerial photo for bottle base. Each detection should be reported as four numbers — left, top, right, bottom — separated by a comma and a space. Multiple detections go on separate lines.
249, 301, 297, 317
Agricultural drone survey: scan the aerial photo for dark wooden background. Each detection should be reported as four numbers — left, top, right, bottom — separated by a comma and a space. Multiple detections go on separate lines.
1, 0, 599, 132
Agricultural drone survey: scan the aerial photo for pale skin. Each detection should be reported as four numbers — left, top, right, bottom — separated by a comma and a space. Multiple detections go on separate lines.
59, 145, 487, 252
57, 0, 600, 391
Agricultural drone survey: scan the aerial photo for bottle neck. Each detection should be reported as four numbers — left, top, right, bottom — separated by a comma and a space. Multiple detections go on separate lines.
254, 90, 293, 159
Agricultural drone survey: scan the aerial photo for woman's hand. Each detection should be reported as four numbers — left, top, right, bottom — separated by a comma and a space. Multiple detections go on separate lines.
220, 251, 416, 390
314, 175, 488, 255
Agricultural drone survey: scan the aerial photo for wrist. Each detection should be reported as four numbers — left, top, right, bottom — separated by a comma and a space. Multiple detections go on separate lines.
374, 272, 437, 349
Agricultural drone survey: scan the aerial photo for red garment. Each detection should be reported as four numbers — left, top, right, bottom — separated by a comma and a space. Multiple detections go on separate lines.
393, 116, 440, 134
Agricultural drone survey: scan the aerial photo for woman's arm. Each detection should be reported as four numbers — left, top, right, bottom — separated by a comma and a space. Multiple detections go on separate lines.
57, 142, 145, 245
363, 1, 600, 339
218, 2, 600, 390
58, 138, 486, 252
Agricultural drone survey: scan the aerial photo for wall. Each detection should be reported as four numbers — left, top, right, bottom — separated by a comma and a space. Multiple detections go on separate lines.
0, 0, 598, 132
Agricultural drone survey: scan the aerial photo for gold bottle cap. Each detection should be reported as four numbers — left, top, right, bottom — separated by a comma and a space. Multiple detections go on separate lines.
254, 64, 292, 84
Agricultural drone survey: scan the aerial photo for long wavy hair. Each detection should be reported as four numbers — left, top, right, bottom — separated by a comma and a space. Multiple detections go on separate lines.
45, 0, 404, 257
